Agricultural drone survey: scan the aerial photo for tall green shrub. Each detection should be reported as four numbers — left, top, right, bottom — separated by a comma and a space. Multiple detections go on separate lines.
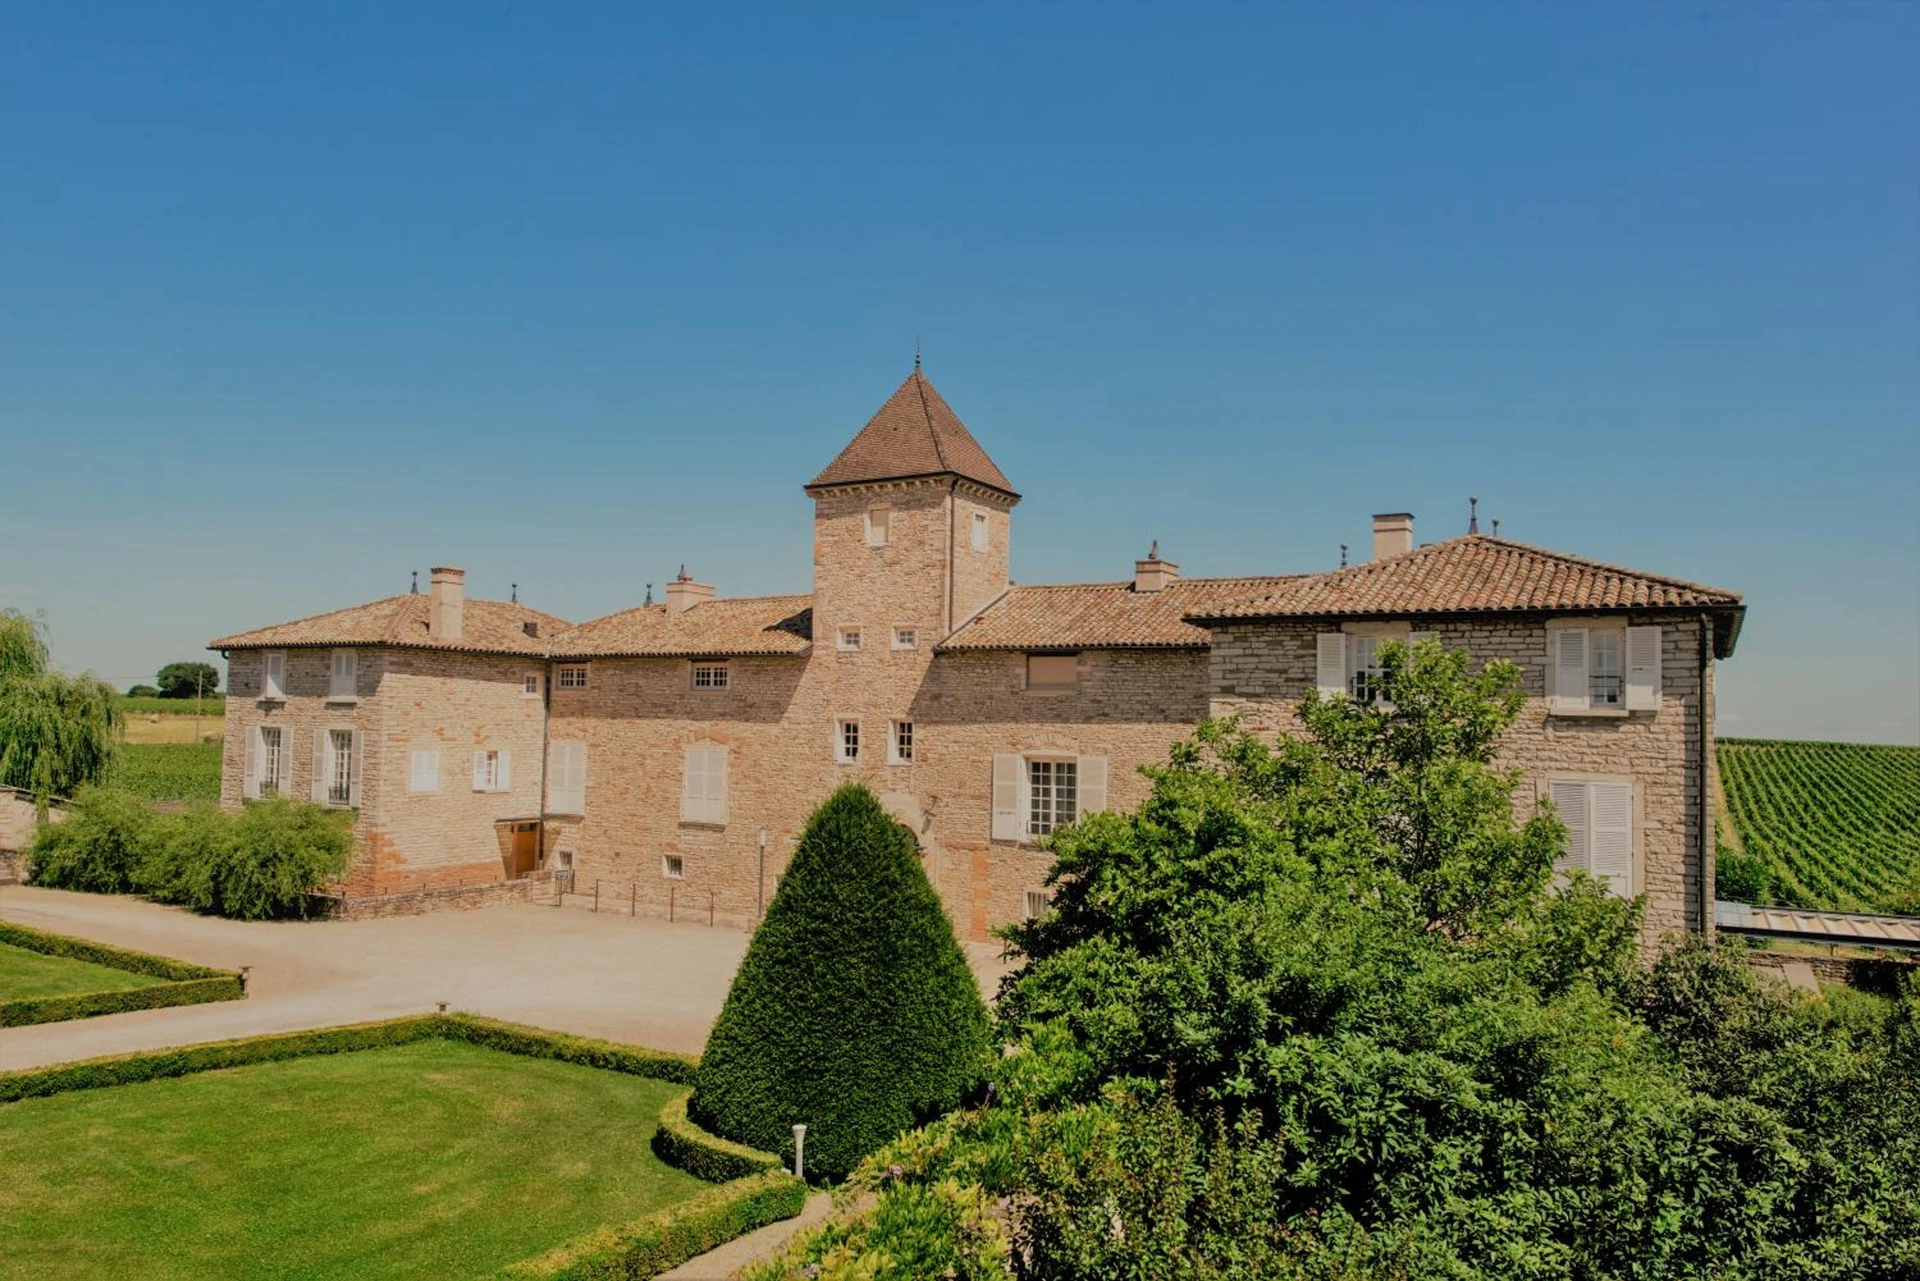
691, 784, 990, 1182
26, 786, 154, 893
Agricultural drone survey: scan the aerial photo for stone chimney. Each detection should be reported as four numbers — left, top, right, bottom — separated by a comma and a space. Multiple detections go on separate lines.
1133, 541, 1180, 593
1371, 513, 1413, 562
428, 566, 465, 641
664, 566, 715, 614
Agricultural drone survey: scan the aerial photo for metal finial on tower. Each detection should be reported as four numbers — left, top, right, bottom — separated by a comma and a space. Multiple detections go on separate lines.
914, 336, 921, 371
1148, 539, 1159, 559
644, 583, 654, 606
1468, 495, 1480, 535
1339, 543, 1348, 568
410, 570, 419, 594
511, 583, 518, 604
677, 564, 689, 582
1492, 518, 1500, 536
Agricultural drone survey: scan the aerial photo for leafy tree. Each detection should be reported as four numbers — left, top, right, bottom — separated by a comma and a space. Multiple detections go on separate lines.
761, 640, 1920, 1279
155, 661, 220, 699
692, 783, 990, 1182
0, 608, 120, 799
124, 684, 160, 698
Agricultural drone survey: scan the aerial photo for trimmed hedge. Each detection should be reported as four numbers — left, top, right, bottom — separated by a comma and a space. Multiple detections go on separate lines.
0, 921, 246, 1028
691, 784, 991, 1183
441, 1014, 697, 1085
494, 1168, 808, 1281
652, 1091, 784, 1183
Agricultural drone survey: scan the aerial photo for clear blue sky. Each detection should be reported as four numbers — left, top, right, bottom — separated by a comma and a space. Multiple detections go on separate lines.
1, 3, 1914, 743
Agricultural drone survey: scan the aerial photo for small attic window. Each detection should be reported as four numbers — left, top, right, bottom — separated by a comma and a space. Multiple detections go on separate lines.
523, 621, 540, 638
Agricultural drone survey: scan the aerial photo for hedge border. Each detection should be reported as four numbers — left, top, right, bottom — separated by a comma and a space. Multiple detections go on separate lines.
494, 1168, 808, 1281
652, 1090, 785, 1183
0, 1010, 805, 1279
0, 921, 246, 1028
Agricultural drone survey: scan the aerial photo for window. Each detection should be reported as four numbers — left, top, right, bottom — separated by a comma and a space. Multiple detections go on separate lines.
1024, 889, 1051, 921
1549, 625, 1661, 714
892, 627, 917, 651
522, 673, 541, 698
328, 650, 357, 700
1027, 759, 1078, 836
971, 511, 989, 553
472, 748, 510, 793
681, 746, 728, 824
1348, 637, 1383, 703
409, 748, 440, 793
556, 665, 590, 689
890, 721, 914, 765
548, 741, 586, 813
691, 662, 730, 690
326, 730, 354, 806
993, 754, 1108, 842
837, 627, 862, 652
837, 719, 861, 763
1549, 780, 1634, 897
1026, 654, 1079, 692
865, 505, 890, 547
662, 854, 685, 880
262, 651, 286, 701
1589, 632, 1623, 708
255, 727, 285, 797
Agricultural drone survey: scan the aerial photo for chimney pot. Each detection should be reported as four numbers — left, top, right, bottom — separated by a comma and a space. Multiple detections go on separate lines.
665, 573, 715, 614
428, 566, 465, 641
1371, 513, 1414, 562
1133, 545, 1180, 593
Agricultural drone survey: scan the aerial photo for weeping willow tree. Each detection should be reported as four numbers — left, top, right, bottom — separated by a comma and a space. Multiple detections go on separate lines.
0, 609, 121, 799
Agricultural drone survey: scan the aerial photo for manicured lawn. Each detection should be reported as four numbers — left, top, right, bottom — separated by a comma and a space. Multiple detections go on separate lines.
0, 942, 168, 1004
0, 1039, 709, 1280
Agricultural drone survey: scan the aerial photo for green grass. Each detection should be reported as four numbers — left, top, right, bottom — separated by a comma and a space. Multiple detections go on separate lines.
0, 1039, 709, 1281
113, 740, 223, 801
0, 942, 169, 1003
119, 694, 227, 717
1718, 738, 1920, 913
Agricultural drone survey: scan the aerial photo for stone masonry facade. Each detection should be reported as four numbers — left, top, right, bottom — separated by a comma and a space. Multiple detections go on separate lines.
212, 369, 1744, 945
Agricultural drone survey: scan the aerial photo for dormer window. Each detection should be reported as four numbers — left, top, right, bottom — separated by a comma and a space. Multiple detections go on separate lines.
691, 662, 730, 690
866, 505, 890, 547
1025, 653, 1078, 693
837, 627, 863, 652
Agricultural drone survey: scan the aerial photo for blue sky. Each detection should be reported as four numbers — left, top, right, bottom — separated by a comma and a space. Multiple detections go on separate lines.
0, 3, 1913, 743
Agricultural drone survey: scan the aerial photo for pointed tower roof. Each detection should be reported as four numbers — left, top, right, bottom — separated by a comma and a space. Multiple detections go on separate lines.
806, 369, 1018, 499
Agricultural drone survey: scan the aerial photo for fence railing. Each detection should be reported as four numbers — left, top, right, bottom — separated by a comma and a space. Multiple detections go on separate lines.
558, 876, 726, 926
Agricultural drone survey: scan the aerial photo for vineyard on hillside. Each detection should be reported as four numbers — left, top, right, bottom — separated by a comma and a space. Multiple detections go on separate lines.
1716, 738, 1920, 914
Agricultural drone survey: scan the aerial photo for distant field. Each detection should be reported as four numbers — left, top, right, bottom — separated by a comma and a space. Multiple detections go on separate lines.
118, 694, 226, 718
123, 715, 221, 745
1717, 738, 1920, 914
114, 742, 222, 803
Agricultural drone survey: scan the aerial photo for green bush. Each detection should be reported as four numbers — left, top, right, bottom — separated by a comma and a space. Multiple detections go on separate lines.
114, 741, 222, 801
441, 1014, 697, 1085
497, 1169, 808, 1280
26, 786, 154, 892
28, 789, 351, 919
124, 684, 159, 699
691, 784, 990, 1183
652, 1092, 783, 1183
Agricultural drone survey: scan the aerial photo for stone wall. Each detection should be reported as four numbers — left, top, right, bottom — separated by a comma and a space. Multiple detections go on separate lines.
1209, 612, 1715, 949
313, 870, 555, 920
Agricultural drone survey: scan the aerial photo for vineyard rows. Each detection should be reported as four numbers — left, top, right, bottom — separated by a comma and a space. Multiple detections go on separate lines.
114, 742, 223, 803
1717, 737, 1920, 914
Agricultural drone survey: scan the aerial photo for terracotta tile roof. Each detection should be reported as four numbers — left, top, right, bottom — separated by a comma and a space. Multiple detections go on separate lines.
1188, 536, 1743, 623
939, 576, 1304, 651
210, 595, 567, 656
1717, 901, 1920, 952
807, 369, 1017, 497
552, 595, 814, 659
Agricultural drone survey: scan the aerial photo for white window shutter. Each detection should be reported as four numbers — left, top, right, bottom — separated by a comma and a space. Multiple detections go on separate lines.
711, 749, 729, 825
991, 754, 1022, 841
1625, 626, 1662, 711
572, 743, 587, 812
473, 751, 487, 791
496, 750, 511, 792
1550, 629, 1589, 713
310, 731, 327, 803
1550, 780, 1588, 877
349, 730, 364, 809
243, 728, 261, 799
265, 652, 285, 700
1315, 633, 1347, 697
1078, 756, 1109, 815
1590, 783, 1634, 897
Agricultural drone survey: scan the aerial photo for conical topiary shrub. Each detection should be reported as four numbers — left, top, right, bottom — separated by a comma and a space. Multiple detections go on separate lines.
689, 783, 990, 1182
